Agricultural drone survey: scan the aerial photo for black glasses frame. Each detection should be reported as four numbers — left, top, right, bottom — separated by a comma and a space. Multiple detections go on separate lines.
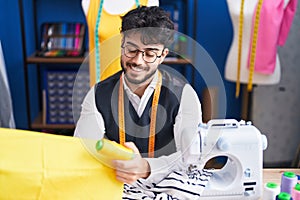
121, 45, 165, 63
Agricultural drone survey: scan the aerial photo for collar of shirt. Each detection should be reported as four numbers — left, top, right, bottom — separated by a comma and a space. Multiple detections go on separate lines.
122, 71, 158, 117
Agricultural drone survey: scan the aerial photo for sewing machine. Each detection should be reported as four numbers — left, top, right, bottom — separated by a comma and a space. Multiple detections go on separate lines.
181, 119, 268, 200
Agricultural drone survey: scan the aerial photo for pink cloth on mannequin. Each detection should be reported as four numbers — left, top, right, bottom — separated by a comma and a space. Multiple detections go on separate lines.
278, 0, 298, 45
248, 0, 298, 75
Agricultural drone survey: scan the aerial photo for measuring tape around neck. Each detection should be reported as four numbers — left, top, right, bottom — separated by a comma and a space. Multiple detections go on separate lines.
118, 71, 162, 158
236, 0, 263, 97
94, 0, 141, 83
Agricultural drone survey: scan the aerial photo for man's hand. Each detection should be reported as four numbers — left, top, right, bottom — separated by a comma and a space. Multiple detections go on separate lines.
112, 142, 150, 184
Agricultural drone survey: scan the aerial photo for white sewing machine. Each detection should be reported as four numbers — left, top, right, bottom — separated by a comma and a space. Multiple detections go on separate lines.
181, 119, 268, 200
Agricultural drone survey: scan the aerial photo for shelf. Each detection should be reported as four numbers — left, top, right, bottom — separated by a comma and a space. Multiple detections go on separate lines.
31, 112, 75, 130
27, 52, 86, 64
27, 52, 188, 65
27, 54, 189, 131
26, 53, 189, 132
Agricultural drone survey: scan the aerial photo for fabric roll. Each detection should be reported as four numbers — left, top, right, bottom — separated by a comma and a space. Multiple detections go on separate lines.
0, 128, 123, 199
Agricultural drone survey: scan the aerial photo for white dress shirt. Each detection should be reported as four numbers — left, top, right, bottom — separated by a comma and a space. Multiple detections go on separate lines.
74, 71, 202, 183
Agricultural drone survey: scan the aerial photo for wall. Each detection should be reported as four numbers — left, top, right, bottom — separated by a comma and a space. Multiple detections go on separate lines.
4, 0, 292, 130
252, 1, 300, 166
0, 0, 86, 129
195, 1, 242, 119
0, 0, 28, 128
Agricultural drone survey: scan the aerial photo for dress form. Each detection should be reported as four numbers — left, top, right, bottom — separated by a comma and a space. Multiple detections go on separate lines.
82, 0, 159, 15
82, 0, 159, 85
225, 0, 291, 86
225, 0, 294, 120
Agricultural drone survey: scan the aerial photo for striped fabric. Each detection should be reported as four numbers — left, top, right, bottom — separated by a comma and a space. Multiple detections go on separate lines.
123, 168, 212, 199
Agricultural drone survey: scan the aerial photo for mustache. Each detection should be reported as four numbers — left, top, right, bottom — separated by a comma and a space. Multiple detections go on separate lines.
124, 62, 147, 71
121, 62, 138, 69
126, 62, 138, 67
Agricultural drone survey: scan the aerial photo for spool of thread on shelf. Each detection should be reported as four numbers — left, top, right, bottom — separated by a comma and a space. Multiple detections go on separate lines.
263, 182, 280, 200
292, 183, 300, 200
276, 192, 292, 200
281, 171, 298, 194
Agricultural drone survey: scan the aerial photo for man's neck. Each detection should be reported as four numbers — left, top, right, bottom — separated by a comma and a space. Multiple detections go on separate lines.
124, 78, 152, 98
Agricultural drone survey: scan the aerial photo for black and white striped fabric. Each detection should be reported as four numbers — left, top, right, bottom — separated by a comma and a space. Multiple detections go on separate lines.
123, 168, 212, 200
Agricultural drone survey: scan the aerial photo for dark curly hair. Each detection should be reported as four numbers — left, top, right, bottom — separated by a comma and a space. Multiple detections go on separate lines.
121, 6, 175, 47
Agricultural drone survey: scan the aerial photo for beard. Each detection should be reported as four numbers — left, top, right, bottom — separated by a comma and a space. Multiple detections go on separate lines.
121, 62, 157, 85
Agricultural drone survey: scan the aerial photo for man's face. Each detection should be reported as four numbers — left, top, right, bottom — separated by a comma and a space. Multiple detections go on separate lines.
121, 33, 168, 85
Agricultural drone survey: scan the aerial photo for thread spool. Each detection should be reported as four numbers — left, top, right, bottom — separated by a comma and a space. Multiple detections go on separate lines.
263, 182, 280, 200
292, 183, 300, 200
276, 192, 292, 200
281, 171, 298, 194
95, 138, 134, 160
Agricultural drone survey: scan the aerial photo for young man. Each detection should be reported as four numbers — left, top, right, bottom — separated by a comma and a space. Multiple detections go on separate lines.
74, 6, 202, 184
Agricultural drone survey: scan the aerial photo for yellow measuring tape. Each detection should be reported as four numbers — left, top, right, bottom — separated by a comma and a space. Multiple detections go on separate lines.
148, 71, 162, 158
118, 75, 126, 145
236, 0, 263, 97
236, 0, 245, 98
118, 71, 162, 158
248, 0, 263, 91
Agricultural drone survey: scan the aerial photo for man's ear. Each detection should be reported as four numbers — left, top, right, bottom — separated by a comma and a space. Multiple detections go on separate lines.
159, 48, 169, 64
121, 37, 125, 47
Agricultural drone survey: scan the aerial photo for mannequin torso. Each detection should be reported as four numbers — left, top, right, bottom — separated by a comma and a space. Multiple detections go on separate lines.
225, 0, 290, 85
82, 0, 159, 85
82, 0, 159, 15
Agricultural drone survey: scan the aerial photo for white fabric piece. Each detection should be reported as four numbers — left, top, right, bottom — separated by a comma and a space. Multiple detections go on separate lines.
0, 41, 15, 128
123, 169, 212, 199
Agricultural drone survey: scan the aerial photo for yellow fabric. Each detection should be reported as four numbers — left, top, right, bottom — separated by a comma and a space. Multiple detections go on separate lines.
86, 0, 148, 86
0, 128, 123, 200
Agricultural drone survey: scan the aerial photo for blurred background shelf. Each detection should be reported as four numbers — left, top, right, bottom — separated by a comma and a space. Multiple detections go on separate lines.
27, 52, 189, 65
31, 112, 75, 130
27, 52, 87, 64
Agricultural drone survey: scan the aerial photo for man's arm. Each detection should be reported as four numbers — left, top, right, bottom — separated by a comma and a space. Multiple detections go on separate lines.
74, 86, 105, 140
145, 84, 202, 184
112, 142, 151, 184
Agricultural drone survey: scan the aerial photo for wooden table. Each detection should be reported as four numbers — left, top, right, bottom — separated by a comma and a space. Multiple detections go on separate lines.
263, 168, 300, 185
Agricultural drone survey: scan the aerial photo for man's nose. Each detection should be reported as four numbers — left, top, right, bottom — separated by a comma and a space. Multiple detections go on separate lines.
131, 51, 144, 63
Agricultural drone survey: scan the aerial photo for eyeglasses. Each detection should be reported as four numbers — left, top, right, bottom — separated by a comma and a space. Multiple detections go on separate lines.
121, 45, 164, 63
